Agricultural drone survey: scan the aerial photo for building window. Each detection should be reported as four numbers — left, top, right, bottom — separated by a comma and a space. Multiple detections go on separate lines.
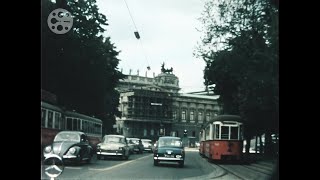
190, 111, 195, 123
151, 129, 154, 136
192, 131, 196, 137
206, 112, 210, 122
198, 112, 203, 123
182, 110, 186, 121
190, 111, 194, 121
173, 111, 176, 120
144, 129, 147, 136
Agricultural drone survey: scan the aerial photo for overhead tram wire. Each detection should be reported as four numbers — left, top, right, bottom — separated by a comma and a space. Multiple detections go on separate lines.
123, 0, 151, 71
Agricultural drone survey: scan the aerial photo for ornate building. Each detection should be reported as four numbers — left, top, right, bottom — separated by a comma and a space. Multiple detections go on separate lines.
115, 64, 221, 144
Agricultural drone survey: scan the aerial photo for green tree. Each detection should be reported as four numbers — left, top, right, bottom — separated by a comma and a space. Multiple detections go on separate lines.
196, 0, 278, 156
41, 0, 124, 135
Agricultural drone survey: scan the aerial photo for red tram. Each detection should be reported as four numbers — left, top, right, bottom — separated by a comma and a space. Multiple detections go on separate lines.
199, 115, 243, 161
41, 101, 103, 152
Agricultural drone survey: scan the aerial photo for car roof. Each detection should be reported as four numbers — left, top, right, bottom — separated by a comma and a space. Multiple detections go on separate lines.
57, 131, 85, 136
128, 138, 140, 140
158, 136, 181, 140
104, 134, 125, 138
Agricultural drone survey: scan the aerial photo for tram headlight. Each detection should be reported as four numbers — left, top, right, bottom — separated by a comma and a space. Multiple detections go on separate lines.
44, 146, 52, 153
69, 147, 76, 154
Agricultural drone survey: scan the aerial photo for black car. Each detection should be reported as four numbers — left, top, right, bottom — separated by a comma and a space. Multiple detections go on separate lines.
153, 136, 185, 167
43, 131, 94, 164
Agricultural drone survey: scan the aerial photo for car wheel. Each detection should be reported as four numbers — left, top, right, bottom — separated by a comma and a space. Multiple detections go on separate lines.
86, 154, 92, 163
154, 160, 159, 166
178, 161, 184, 168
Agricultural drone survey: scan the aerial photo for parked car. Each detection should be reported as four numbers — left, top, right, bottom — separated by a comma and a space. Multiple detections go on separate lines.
43, 131, 94, 164
128, 138, 144, 154
141, 139, 154, 153
153, 136, 185, 167
96, 135, 130, 160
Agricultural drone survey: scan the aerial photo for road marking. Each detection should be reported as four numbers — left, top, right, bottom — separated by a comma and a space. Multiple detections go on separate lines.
89, 154, 152, 171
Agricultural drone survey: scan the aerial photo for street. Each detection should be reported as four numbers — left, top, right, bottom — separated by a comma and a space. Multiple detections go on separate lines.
41, 148, 215, 179
41, 148, 276, 180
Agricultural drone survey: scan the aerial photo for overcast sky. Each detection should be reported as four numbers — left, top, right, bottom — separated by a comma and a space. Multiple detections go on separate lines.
96, 0, 207, 93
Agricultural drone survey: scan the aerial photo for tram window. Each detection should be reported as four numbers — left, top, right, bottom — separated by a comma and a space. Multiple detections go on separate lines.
221, 126, 229, 139
230, 127, 239, 139
60, 116, 65, 130
41, 109, 46, 127
54, 113, 59, 129
67, 118, 72, 130
215, 124, 220, 139
205, 126, 210, 139
77, 119, 81, 130
48, 111, 53, 128
83, 121, 87, 133
72, 118, 77, 130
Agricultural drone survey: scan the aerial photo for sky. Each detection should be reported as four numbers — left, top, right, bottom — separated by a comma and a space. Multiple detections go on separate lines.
96, 0, 207, 93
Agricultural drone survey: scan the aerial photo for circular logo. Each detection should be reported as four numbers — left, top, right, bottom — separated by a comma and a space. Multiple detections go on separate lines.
43, 154, 64, 179
47, 8, 73, 34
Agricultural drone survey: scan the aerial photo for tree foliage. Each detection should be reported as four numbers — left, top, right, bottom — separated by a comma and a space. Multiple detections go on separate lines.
41, 0, 124, 134
196, 0, 278, 155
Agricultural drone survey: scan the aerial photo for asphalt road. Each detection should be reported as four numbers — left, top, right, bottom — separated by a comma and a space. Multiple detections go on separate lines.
41, 148, 215, 180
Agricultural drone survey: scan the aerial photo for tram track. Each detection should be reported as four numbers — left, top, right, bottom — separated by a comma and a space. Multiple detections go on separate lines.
213, 163, 273, 180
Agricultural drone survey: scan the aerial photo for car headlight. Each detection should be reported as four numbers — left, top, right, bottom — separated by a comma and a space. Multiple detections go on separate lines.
69, 147, 76, 154
44, 146, 52, 153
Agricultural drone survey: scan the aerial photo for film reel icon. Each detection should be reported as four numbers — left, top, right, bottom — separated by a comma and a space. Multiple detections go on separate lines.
47, 8, 73, 34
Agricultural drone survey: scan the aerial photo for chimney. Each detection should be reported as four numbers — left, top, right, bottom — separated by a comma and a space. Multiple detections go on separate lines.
137, 69, 139, 76
129, 69, 132, 75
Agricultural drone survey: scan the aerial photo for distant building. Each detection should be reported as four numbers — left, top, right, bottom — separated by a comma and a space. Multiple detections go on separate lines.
115, 65, 222, 144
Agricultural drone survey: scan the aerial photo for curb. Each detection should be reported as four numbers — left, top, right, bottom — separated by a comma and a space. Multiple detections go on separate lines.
182, 153, 226, 180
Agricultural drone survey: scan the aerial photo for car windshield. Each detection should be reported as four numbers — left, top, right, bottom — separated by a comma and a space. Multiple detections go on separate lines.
158, 138, 182, 148
54, 132, 80, 142
103, 136, 125, 144
142, 140, 152, 144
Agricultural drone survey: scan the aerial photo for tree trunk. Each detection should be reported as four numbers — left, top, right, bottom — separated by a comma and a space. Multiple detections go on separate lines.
264, 131, 272, 156
259, 135, 264, 154
255, 135, 258, 154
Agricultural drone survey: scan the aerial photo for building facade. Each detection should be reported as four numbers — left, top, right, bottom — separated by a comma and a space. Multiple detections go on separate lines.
115, 67, 221, 144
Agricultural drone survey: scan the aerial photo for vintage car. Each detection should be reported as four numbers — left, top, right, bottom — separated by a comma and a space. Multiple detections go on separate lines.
126, 138, 135, 154
153, 136, 185, 167
43, 131, 94, 164
127, 138, 144, 154
141, 139, 154, 153
96, 135, 130, 160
